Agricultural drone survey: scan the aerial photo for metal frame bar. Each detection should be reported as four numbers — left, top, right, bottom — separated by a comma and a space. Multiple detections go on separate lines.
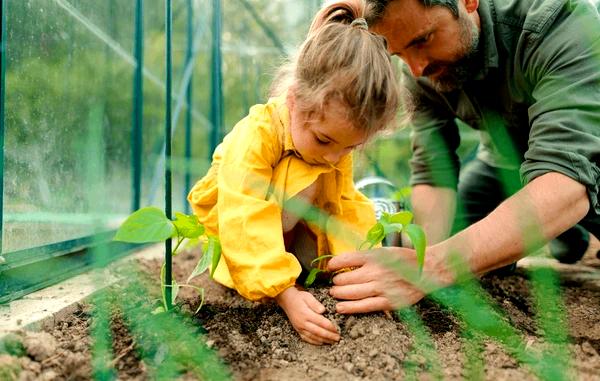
132, 0, 144, 212
0, 236, 143, 304
146, 7, 209, 207
184, 0, 193, 214
164, 0, 173, 310
209, 0, 223, 158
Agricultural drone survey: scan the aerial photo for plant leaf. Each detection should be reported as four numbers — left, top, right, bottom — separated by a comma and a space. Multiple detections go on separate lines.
366, 222, 386, 248
187, 236, 219, 283
160, 263, 167, 311
172, 280, 180, 304
403, 224, 427, 275
195, 288, 205, 314
383, 222, 404, 235
388, 211, 413, 226
379, 212, 392, 224
173, 212, 205, 239
114, 207, 175, 243
310, 254, 335, 267
304, 268, 323, 288
185, 237, 202, 250
209, 236, 221, 278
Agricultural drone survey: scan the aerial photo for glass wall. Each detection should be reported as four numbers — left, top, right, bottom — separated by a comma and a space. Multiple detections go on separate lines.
4, 0, 137, 252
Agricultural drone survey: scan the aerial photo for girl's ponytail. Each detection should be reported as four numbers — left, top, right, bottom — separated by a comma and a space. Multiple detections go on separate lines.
272, 0, 401, 135
308, 0, 367, 35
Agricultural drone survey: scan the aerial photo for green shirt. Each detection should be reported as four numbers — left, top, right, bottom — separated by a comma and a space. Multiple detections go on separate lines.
407, 0, 600, 232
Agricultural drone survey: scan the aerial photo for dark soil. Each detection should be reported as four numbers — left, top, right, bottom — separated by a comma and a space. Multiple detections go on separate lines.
2, 243, 599, 380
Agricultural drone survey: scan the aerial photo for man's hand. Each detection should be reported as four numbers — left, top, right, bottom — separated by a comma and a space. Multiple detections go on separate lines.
275, 286, 340, 345
327, 247, 455, 314
326, 248, 424, 313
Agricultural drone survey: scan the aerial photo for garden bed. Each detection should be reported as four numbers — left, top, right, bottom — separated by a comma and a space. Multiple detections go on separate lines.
2, 247, 599, 380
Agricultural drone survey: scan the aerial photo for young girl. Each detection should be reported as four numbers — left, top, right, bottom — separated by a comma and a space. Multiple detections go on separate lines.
188, 0, 399, 345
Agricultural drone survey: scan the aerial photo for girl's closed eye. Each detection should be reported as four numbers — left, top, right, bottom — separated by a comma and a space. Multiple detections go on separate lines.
315, 135, 330, 145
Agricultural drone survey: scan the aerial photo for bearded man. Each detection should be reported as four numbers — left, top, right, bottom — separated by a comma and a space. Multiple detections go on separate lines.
328, 0, 600, 313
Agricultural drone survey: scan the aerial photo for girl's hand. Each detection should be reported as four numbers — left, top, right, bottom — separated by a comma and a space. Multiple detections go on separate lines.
275, 286, 340, 345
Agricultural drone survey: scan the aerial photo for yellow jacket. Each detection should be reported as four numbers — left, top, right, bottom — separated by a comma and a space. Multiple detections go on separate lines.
188, 95, 376, 301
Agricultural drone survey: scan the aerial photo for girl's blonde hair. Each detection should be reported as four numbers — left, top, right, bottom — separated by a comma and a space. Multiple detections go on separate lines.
271, 0, 400, 135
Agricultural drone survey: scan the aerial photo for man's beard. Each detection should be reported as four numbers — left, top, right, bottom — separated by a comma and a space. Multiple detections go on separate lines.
425, 16, 481, 93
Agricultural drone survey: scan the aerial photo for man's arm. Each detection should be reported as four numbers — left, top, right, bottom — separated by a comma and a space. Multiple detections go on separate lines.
439, 172, 590, 276
411, 184, 456, 245
328, 172, 590, 313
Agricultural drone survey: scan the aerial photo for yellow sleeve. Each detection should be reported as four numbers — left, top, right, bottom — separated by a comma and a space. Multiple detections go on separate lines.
217, 116, 301, 301
326, 154, 378, 254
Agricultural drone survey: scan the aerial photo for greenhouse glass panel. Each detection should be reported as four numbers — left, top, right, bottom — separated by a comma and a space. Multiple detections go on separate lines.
3, 0, 135, 253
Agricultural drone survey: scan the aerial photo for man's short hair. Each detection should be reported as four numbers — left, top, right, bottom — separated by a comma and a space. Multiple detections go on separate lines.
367, 0, 459, 24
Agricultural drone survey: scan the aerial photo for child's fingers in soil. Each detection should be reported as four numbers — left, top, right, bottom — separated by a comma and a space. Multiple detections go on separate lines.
304, 293, 326, 314
299, 326, 339, 346
308, 311, 340, 333
305, 321, 340, 343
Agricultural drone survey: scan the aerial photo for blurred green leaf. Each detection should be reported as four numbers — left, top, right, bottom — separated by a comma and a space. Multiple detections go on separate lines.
387, 211, 413, 226
404, 224, 427, 274
366, 222, 386, 248
392, 187, 412, 201
383, 222, 404, 236
114, 207, 175, 243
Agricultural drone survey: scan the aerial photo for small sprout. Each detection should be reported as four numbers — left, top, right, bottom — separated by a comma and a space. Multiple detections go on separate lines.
115, 208, 220, 312
360, 210, 427, 275
303, 255, 335, 288
303, 209, 428, 289
304, 268, 322, 288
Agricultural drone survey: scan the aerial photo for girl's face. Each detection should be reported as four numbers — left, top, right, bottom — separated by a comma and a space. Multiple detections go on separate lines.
288, 96, 369, 166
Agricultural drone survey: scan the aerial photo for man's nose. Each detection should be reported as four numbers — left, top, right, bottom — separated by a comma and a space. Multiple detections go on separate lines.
405, 54, 429, 77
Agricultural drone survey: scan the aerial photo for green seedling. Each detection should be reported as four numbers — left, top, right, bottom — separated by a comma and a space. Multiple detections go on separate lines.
304, 210, 427, 288
114, 207, 221, 313
303, 255, 336, 288
361, 210, 427, 275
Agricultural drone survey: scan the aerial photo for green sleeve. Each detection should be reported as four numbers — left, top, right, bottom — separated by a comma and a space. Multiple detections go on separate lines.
405, 73, 461, 190
520, 0, 600, 216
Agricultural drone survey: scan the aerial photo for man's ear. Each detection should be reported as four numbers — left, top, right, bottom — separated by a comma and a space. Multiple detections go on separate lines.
463, 0, 479, 13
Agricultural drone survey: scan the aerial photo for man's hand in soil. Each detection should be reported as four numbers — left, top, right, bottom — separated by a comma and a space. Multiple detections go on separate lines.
275, 286, 340, 345
327, 248, 453, 314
